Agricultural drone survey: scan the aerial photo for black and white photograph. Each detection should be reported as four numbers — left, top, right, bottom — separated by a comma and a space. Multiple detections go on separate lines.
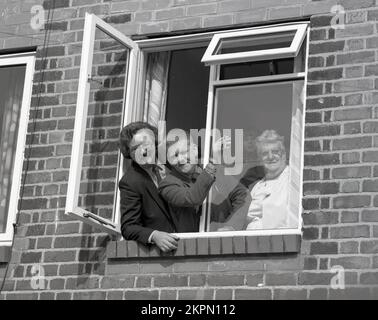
0, 0, 377, 306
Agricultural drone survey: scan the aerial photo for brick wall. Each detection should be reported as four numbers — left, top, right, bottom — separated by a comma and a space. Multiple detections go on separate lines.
0, 0, 378, 300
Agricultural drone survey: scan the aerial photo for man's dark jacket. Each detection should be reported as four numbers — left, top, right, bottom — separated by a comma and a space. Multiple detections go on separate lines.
119, 161, 177, 245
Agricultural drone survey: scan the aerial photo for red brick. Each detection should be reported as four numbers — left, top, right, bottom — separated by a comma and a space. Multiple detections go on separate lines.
342, 152, 360, 164
340, 241, 359, 254
73, 291, 106, 300
154, 275, 188, 287
360, 272, 378, 285
209, 238, 221, 255
101, 276, 134, 289
305, 125, 340, 138
188, 274, 206, 287
340, 0, 375, 9
203, 15, 233, 28
303, 227, 319, 240
303, 212, 338, 225
207, 274, 244, 286
298, 272, 333, 285
309, 288, 328, 300
106, 291, 123, 300
330, 225, 370, 239
303, 182, 339, 195
266, 273, 296, 286
20, 252, 42, 264
363, 151, 378, 162
234, 289, 272, 300
178, 289, 214, 300
196, 238, 208, 255
215, 289, 233, 300
360, 240, 378, 253
186, 3, 216, 16
170, 17, 201, 30
310, 242, 338, 255
330, 256, 370, 269
363, 179, 378, 191
273, 288, 307, 300
160, 290, 177, 300
304, 154, 340, 166
310, 41, 345, 54
333, 195, 371, 209
333, 137, 372, 151
185, 238, 196, 255
332, 166, 370, 179
361, 209, 378, 222
221, 237, 233, 254
340, 211, 359, 223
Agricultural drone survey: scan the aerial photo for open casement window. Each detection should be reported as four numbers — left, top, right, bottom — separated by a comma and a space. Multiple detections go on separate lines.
0, 53, 35, 246
202, 24, 308, 66
65, 13, 140, 236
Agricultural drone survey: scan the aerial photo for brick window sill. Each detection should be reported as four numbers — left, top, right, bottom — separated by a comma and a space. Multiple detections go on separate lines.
106, 234, 301, 259
0, 246, 11, 263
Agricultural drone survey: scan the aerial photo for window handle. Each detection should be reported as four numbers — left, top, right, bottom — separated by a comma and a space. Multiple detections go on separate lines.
83, 212, 116, 228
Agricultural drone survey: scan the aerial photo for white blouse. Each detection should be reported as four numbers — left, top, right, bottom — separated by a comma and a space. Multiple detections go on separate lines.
246, 166, 290, 230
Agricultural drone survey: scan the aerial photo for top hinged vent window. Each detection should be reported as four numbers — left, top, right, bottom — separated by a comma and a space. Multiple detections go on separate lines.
201, 24, 308, 65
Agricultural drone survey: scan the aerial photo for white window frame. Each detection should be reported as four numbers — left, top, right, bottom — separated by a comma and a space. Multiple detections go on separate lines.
0, 52, 35, 246
136, 23, 310, 239
201, 23, 308, 66
68, 15, 309, 240
65, 13, 140, 236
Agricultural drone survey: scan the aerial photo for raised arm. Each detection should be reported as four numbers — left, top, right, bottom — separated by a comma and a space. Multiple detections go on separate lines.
159, 167, 215, 207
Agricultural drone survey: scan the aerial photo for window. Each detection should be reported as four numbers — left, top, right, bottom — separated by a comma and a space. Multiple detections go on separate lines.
67, 13, 309, 240
0, 52, 35, 246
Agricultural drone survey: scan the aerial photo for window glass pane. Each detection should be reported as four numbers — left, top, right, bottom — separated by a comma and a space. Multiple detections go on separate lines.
214, 31, 295, 55
207, 80, 304, 232
220, 58, 294, 80
0, 64, 26, 233
164, 47, 209, 132
77, 26, 129, 222
145, 47, 210, 159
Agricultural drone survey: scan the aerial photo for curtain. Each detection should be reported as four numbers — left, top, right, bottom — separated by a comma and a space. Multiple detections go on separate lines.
143, 51, 171, 130
0, 66, 25, 233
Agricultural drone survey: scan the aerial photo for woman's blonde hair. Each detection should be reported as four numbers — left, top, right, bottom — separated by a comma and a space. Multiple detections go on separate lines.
255, 130, 286, 154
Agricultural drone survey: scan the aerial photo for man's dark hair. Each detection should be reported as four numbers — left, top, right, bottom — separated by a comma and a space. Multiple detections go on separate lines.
119, 121, 158, 159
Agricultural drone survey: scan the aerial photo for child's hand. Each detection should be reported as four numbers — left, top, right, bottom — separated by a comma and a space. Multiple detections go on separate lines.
212, 136, 231, 163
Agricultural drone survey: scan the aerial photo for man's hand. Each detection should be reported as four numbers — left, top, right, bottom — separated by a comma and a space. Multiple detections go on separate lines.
151, 231, 179, 252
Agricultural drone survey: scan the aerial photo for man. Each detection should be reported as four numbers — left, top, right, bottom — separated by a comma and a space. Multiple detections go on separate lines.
246, 129, 293, 230
118, 122, 179, 252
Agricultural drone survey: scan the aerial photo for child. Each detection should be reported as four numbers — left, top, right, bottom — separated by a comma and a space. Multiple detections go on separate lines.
158, 133, 229, 233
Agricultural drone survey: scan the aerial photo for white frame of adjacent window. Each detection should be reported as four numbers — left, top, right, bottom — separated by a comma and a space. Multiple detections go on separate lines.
68, 14, 309, 239
65, 13, 140, 236
0, 52, 35, 246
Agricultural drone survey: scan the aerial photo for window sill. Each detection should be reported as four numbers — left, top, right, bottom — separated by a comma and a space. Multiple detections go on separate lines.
0, 246, 11, 263
106, 234, 301, 259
